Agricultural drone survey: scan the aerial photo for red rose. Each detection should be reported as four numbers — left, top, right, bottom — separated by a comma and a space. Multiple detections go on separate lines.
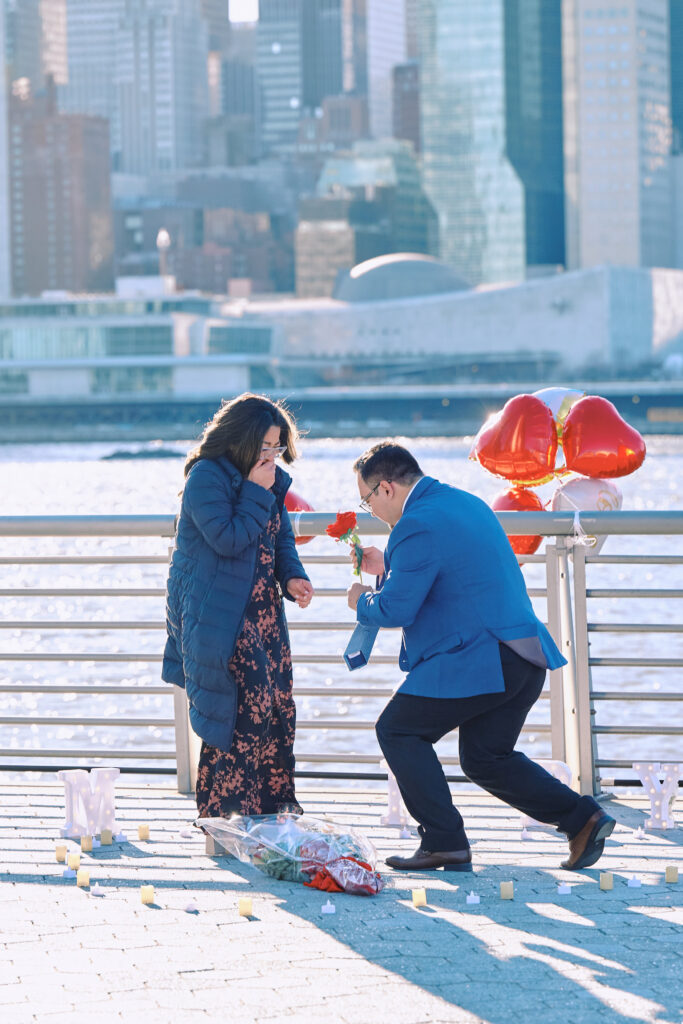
326, 510, 358, 540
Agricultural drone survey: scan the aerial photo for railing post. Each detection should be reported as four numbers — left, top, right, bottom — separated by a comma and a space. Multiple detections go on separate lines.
548, 539, 585, 793
173, 688, 193, 795
545, 542, 567, 764
570, 542, 600, 795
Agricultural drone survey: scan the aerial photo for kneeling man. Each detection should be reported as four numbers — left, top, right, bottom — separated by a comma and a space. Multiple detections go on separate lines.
347, 441, 614, 872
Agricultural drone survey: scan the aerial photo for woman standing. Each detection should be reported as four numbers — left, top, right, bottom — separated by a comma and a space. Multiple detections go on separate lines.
162, 393, 314, 817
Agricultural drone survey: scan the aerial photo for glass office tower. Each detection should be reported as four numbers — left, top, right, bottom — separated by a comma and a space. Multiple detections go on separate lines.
563, 0, 673, 269
0, 3, 10, 297
418, 0, 564, 285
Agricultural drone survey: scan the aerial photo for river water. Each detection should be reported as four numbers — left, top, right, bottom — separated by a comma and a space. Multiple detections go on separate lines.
1, 435, 682, 779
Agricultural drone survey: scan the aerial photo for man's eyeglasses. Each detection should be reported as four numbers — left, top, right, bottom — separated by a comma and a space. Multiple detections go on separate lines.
359, 481, 381, 513
261, 444, 287, 459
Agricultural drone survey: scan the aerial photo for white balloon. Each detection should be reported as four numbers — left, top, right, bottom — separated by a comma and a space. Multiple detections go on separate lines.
551, 476, 622, 554
533, 387, 584, 423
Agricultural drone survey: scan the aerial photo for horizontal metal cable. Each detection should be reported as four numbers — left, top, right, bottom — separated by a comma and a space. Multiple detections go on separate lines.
2, 511, 683, 539
589, 657, 683, 667
592, 725, 683, 735
0, 621, 167, 630
587, 555, 683, 564
586, 589, 683, 599
595, 759, 683, 770
587, 623, 683, 633
0, 747, 173, 759
0, 588, 166, 597
0, 620, 363, 631
0, 556, 169, 565
0, 652, 400, 664
0, 717, 174, 727
591, 691, 683, 701
0, 684, 170, 694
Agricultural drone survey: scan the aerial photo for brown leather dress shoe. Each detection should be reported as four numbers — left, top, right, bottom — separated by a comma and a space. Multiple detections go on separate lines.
561, 810, 616, 870
385, 847, 472, 872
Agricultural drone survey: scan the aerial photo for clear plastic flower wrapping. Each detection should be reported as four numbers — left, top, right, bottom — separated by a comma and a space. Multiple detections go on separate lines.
197, 813, 385, 895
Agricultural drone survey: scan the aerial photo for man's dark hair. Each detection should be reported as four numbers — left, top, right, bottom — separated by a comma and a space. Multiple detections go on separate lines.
353, 442, 423, 486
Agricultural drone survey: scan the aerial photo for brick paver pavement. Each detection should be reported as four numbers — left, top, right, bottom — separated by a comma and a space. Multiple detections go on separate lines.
0, 783, 681, 1024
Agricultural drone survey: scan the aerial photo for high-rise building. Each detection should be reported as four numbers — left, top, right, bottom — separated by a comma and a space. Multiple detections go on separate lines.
670, 0, 683, 153
366, 0, 405, 138
404, 0, 419, 59
9, 82, 114, 295
7, 0, 67, 89
296, 138, 438, 296
392, 60, 419, 153
0, 4, 11, 298
58, 0, 122, 122
505, 1, 565, 271
257, 0, 347, 152
256, 0, 306, 151
419, 0, 564, 285
562, 0, 673, 269
200, 0, 231, 53
113, 0, 209, 174
302, 0, 343, 110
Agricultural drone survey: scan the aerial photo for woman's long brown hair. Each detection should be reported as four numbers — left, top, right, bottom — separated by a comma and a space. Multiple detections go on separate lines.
184, 393, 300, 479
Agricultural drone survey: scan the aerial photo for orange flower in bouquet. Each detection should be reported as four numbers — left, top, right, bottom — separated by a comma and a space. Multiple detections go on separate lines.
326, 511, 363, 576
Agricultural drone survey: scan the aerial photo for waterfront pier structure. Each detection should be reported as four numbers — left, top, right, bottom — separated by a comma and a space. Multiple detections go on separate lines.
0, 510, 681, 1021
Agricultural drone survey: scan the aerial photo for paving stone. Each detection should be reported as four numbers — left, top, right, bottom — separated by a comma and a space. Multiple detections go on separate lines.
0, 783, 680, 1024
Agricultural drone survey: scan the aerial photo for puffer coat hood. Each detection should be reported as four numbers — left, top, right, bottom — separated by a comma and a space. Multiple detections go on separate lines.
162, 455, 309, 751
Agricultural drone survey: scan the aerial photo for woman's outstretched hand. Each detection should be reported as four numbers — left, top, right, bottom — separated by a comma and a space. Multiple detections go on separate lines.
287, 578, 314, 608
351, 544, 384, 576
248, 458, 276, 490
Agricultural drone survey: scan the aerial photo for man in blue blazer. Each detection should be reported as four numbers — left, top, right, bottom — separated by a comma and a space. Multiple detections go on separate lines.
347, 442, 615, 872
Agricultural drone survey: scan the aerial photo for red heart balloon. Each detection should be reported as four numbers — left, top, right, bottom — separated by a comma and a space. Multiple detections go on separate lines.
470, 394, 558, 484
562, 396, 646, 478
491, 487, 544, 555
285, 490, 314, 544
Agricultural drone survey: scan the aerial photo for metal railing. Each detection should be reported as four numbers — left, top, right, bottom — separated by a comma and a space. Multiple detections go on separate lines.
0, 511, 681, 798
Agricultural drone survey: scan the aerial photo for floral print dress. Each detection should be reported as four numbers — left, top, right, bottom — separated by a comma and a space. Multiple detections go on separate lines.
196, 507, 301, 817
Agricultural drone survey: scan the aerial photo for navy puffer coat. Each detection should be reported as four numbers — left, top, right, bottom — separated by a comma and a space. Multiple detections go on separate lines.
161, 456, 309, 751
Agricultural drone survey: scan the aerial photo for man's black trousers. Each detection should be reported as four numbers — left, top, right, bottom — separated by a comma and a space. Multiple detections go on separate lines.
375, 643, 601, 851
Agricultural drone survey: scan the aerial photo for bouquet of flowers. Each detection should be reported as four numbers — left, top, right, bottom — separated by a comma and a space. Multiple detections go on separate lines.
326, 511, 363, 576
198, 813, 385, 896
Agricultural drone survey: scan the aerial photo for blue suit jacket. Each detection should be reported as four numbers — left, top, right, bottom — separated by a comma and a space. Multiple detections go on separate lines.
356, 477, 566, 698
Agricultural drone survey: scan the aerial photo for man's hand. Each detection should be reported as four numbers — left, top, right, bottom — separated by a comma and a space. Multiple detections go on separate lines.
347, 582, 372, 611
351, 544, 385, 576
287, 578, 314, 608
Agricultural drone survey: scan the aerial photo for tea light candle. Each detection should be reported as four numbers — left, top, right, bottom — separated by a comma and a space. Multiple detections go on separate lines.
140, 885, 155, 905
399, 828, 412, 839
627, 876, 641, 888
411, 888, 427, 908
466, 891, 480, 905
520, 828, 531, 841
599, 872, 613, 891
665, 865, 679, 883
100, 829, 113, 846
114, 832, 127, 842
238, 896, 253, 917
76, 868, 90, 887
62, 868, 77, 879
91, 883, 105, 897
138, 824, 150, 841
500, 882, 514, 900
81, 835, 93, 852
184, 900, 199, 913
67, 852, 80, 871
320, 900, 336, 915
55, 845, 67, 863
557, 883, 571, 895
